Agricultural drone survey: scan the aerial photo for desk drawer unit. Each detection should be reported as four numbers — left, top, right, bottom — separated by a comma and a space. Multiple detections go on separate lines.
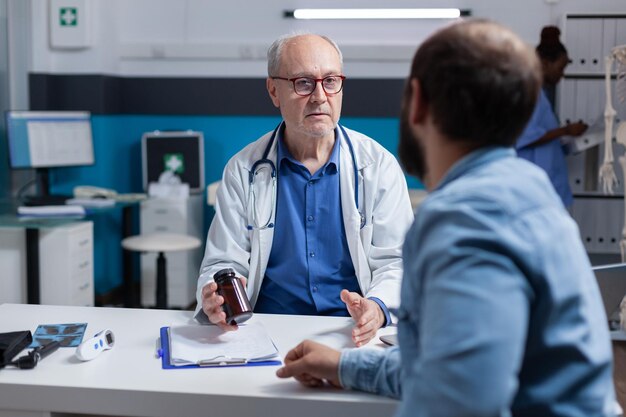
40, 222, 94, 306
141, 201, 187, 233
0, 221, 94, 306
139, 196, 203, 308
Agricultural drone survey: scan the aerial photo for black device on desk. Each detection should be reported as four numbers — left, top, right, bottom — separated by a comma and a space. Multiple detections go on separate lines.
0, 330, 33, 368
379, 334, 398, 346
9, 341, 60, 369
22, 194, 73, 206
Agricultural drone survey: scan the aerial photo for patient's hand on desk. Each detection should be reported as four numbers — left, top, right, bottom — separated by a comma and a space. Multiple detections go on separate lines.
341, 290, 385, 347
201, 277, 247, 331
276, 340, 341, 388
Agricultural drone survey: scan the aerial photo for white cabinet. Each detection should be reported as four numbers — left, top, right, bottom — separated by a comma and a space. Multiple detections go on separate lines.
139, 195, 203, 308
571, 197, 622, 254
0, 221, 94, 306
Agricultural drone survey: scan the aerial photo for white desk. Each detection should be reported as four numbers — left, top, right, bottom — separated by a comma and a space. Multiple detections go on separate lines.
0, 304, 398, 417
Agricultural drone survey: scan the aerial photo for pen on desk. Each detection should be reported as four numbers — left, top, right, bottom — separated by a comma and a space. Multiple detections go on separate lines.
155, 338, 163, 359
198, 357, 248, 367
10, 341, 61, 369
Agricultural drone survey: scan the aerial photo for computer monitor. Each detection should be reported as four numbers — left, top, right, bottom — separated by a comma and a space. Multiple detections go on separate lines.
142, 130, 205, 194
592, 263, 626, 322
5, 111, 95, 197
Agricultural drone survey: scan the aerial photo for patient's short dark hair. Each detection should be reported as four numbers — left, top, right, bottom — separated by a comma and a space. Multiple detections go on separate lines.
409, 19, 541, 147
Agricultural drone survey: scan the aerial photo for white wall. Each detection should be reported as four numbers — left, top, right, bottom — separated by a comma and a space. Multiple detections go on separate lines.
8, 0, 30, 110
19, 0, 626, 79
0, 0, 11, 198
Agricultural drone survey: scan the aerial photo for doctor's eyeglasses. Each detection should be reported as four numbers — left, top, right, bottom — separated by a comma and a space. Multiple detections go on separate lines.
271, 75, 346, 96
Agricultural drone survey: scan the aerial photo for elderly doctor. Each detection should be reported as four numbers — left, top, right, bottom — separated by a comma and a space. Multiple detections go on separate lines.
194, 33, 413, 346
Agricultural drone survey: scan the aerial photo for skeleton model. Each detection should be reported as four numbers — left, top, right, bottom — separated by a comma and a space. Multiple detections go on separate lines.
598, 44, 626, 260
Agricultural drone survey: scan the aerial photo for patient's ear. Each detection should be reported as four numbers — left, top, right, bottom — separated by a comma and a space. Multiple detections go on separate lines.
409, 78, 428, 125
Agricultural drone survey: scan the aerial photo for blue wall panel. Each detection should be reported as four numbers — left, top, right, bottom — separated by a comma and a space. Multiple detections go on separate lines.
46, 115, 422, 294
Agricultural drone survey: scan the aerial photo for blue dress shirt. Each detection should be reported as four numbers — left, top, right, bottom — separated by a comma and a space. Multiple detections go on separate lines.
255, 129, 390, 322
516, 89, 573, 207
339, 147, 616, 416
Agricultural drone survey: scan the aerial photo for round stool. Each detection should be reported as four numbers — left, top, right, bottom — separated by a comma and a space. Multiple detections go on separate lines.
121, 232, 201, 309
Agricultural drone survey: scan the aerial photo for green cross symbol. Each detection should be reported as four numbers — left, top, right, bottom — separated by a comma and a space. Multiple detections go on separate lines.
59, 8, 78, 26
164, 153, 185, 174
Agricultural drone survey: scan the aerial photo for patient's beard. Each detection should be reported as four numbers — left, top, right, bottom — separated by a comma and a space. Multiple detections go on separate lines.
398, 106, 427, 183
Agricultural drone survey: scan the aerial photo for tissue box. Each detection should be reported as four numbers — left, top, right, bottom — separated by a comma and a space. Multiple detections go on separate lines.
148, 182, 190, 199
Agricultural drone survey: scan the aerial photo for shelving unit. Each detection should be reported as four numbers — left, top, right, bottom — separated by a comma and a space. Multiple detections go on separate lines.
561, 14, 626, 254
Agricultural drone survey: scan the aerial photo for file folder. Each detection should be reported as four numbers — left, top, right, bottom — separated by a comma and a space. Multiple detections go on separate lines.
158, 327, 282, 369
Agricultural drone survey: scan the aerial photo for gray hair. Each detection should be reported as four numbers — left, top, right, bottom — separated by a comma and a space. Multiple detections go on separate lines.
267, 32, 344, 77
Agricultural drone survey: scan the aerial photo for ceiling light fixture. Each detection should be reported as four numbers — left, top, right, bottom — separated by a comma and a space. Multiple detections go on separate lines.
284, 8, 471, 20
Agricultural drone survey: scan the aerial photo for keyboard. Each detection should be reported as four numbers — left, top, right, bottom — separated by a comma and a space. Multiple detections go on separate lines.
22, 194, 73, 207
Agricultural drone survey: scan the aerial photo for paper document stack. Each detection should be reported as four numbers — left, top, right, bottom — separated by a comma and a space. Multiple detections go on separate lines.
66, 198, 116, 208
563, 123, 608, 155
17, 205, 86, 218
167, 322, 280, 367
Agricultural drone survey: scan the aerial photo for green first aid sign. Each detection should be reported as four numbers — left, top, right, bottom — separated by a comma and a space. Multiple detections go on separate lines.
59, 7, 78, 26
164, 153, 185, 174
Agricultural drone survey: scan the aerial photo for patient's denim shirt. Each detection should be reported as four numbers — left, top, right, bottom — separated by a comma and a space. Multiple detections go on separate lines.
339, 147, 616, 417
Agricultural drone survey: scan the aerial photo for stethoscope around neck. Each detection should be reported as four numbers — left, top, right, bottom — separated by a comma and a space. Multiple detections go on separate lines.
246, 122, 364, 230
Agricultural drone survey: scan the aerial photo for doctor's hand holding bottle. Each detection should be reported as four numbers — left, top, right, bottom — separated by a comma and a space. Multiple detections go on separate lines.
201, 273, 250, 332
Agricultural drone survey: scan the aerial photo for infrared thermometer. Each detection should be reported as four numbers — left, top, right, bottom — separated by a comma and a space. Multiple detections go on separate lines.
75, 329, 115, 361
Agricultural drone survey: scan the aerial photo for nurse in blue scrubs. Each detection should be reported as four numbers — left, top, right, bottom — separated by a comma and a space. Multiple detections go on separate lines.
516, 26, 587, 207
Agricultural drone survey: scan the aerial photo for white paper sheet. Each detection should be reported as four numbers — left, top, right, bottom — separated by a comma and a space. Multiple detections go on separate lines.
17, 205, 86, 217
168, 322, 279, 366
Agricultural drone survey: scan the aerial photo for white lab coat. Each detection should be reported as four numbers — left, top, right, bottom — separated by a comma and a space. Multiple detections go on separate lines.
194, 125, 414, 323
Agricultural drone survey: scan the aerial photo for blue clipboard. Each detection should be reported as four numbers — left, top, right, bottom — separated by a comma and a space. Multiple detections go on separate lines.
158, 327, 282, 369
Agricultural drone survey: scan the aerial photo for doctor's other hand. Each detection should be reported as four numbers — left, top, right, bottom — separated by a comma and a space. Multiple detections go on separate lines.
276, 340, 342, 388
201, 277, 247, 331
565, 121, 588, 137
340, 289, 384, 347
